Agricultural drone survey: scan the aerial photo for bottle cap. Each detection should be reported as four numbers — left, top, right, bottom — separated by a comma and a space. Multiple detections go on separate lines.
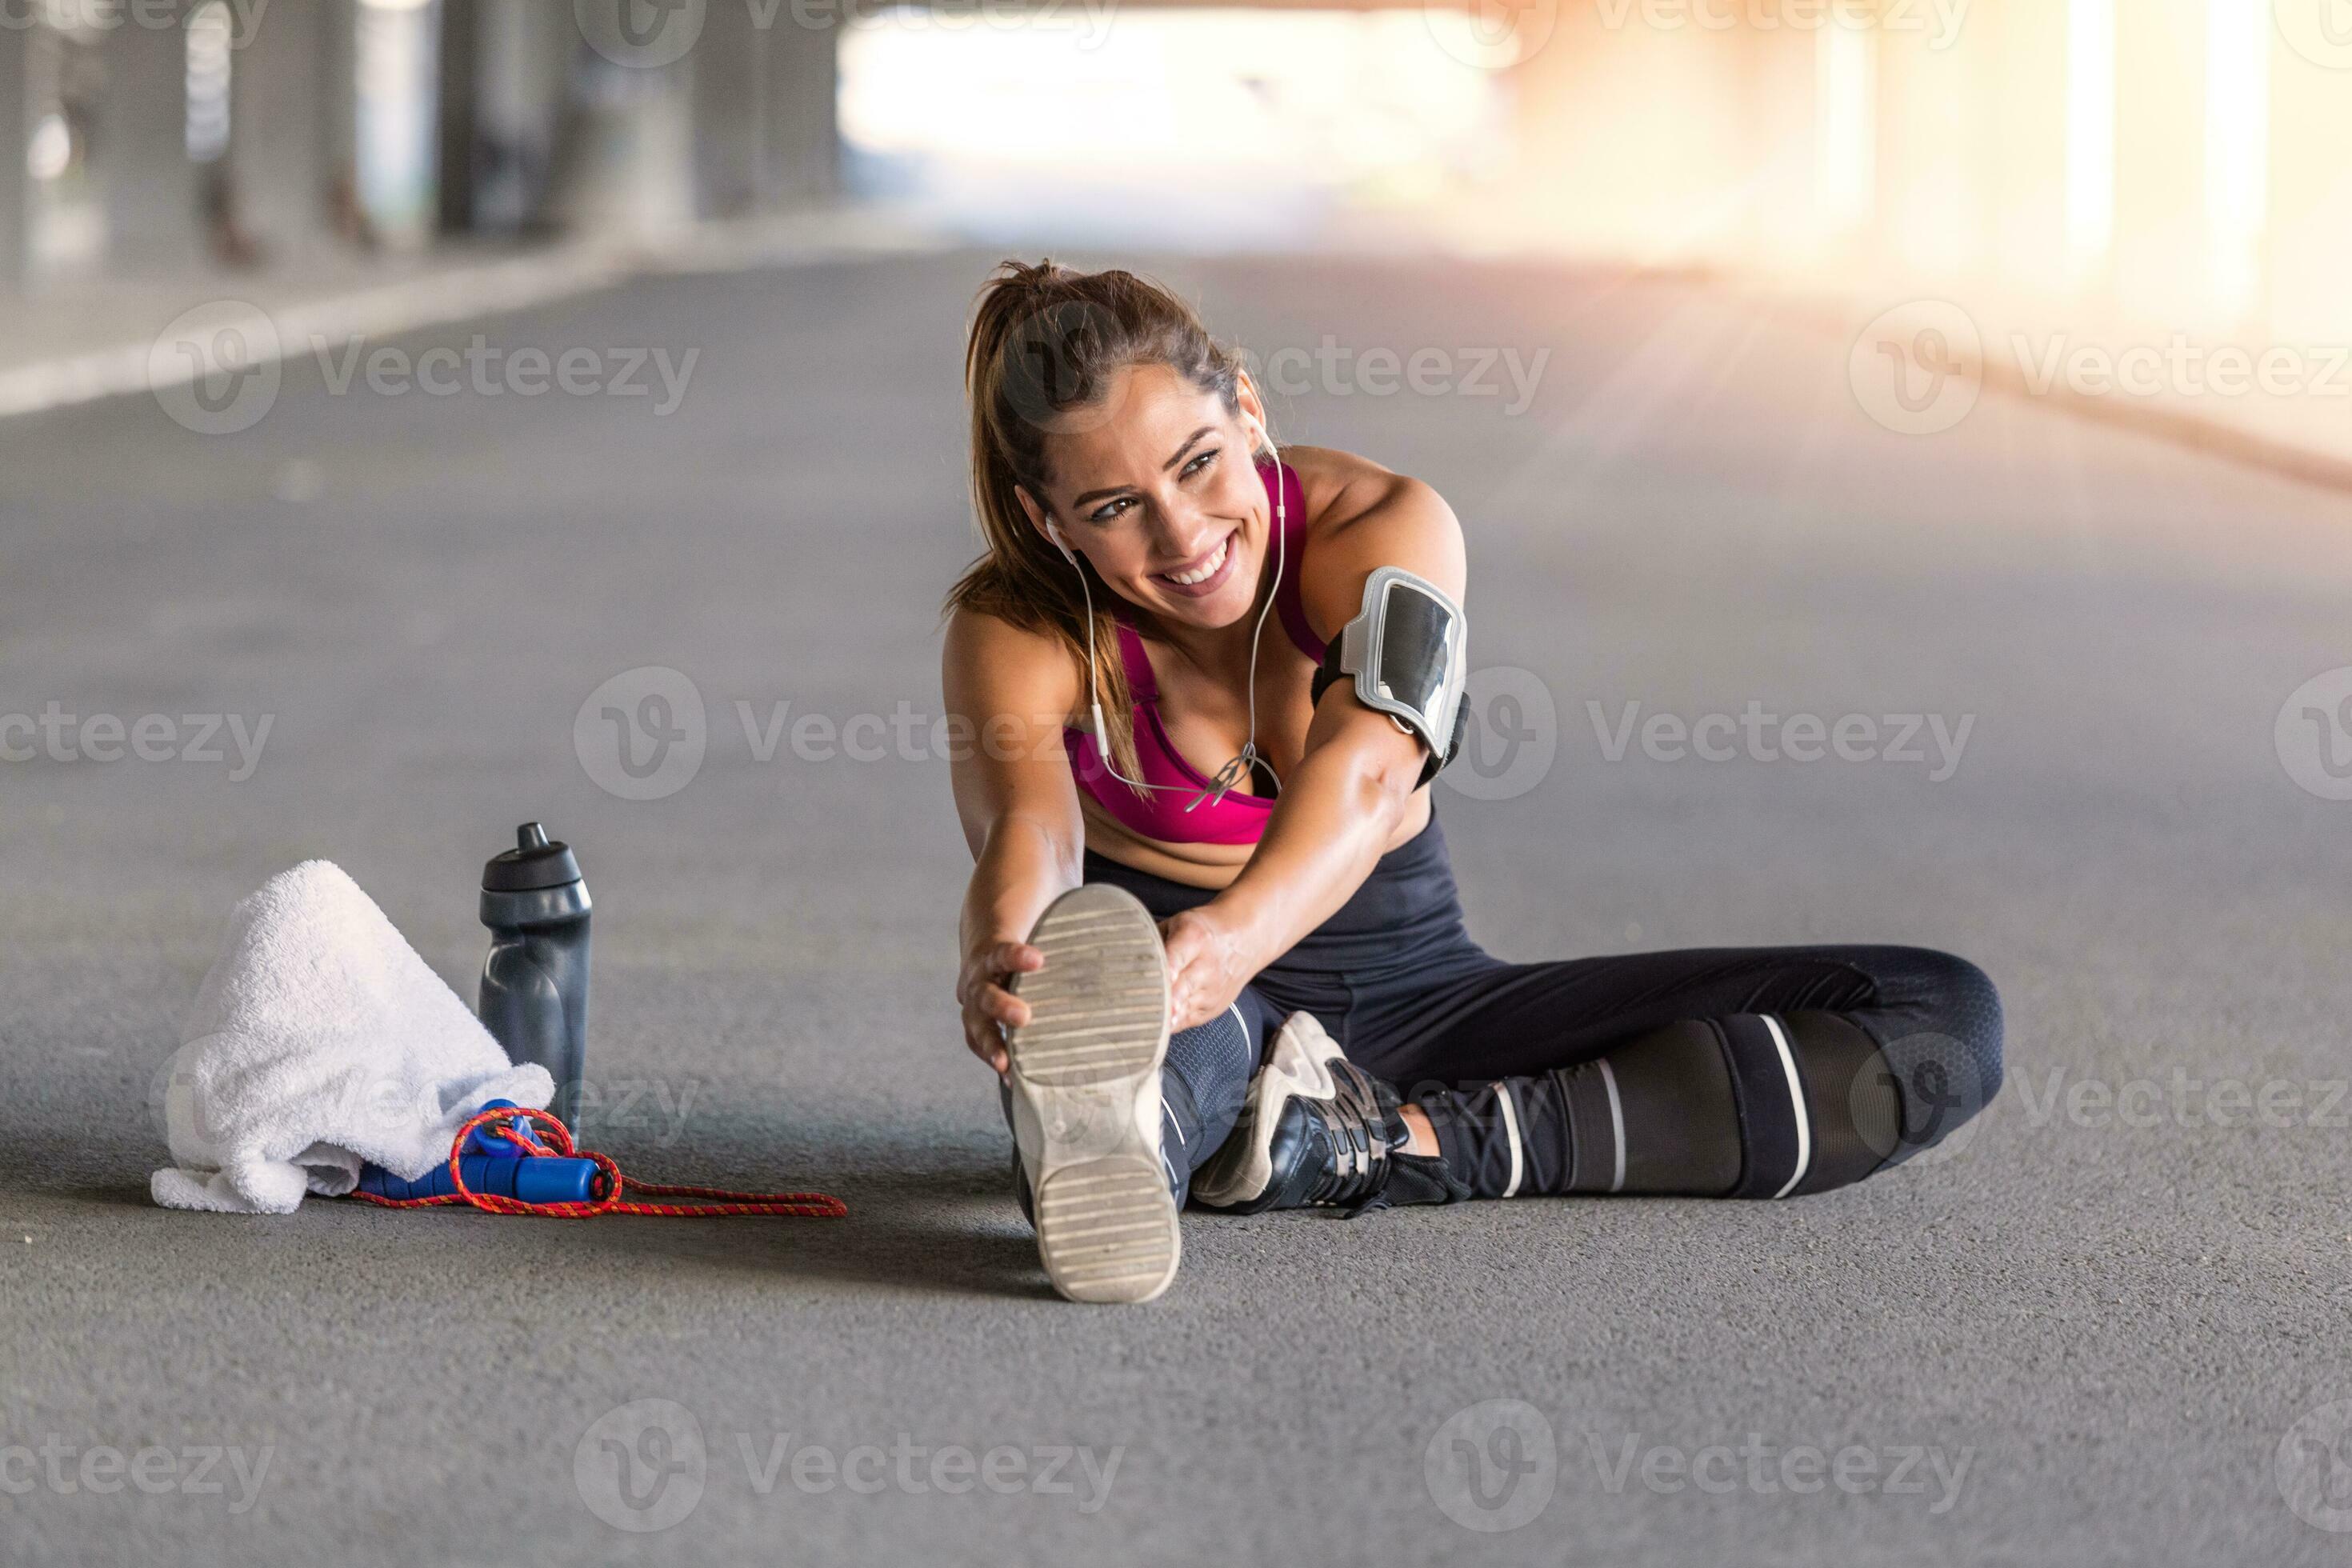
482, 822, 582, 892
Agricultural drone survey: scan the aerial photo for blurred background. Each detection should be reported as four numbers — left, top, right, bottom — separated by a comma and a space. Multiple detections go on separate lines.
6, 5, 2352, 1565
5, 0, 2348, 466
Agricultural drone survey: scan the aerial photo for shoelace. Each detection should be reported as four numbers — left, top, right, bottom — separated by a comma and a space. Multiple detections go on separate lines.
347, 1105, 847, 1219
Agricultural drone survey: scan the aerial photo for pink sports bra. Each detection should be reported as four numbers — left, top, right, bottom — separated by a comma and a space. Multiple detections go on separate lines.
1065, 459, 1325, 846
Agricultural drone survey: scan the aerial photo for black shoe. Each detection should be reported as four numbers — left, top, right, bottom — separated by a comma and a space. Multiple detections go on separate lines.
1194, 1013, 1427, 1214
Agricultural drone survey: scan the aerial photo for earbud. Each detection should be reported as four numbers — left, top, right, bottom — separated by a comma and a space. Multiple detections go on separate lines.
1047, 523, 1077, 566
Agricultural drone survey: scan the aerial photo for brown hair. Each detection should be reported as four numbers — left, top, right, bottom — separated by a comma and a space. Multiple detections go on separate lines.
946, 258, 1254, 782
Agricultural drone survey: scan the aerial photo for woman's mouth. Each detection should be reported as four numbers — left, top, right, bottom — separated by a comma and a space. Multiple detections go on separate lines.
1152, 532, 1238, 598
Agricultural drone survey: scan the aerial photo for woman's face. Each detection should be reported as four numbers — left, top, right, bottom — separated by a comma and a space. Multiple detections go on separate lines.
1020, 362, 1271, 633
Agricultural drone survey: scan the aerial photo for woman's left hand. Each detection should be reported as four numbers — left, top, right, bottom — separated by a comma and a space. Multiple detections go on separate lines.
1159, 907, 1258, 1034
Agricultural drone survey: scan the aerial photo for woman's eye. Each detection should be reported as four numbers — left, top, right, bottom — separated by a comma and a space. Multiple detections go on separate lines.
1086, 497, 1134, 524
1182, 450, 1218, 479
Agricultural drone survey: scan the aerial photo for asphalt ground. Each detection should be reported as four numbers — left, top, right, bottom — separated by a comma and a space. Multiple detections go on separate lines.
2, 247, 2349, 1566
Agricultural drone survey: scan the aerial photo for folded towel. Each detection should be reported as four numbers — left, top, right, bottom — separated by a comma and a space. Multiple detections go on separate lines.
150, 860, 553, 1214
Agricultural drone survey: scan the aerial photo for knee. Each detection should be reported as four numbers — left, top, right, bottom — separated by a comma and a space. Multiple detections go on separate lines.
1867, 948, 2003, 1162
1914, 949, 2003, 1105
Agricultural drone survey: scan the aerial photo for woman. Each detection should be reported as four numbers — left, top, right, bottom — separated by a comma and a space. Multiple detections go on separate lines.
943, 261, 2003, 1304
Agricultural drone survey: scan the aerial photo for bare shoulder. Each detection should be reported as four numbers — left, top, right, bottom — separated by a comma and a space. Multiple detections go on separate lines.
1279, 446, 1466, 638
942, 604, 1083, 722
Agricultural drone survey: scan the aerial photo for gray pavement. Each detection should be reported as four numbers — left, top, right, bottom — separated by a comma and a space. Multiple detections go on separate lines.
2, 248, 2349, 1566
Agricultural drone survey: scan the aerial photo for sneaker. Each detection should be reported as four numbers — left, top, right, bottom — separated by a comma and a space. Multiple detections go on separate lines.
1004, 884, 1181, 1304
1193, 1012, 1415, 1214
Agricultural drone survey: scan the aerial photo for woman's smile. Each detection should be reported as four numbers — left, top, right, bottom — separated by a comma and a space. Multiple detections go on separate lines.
1150, 530, 1240, 599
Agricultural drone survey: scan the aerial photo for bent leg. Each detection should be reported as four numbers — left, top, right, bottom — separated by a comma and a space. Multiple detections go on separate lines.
1361, 945, 2003, 1199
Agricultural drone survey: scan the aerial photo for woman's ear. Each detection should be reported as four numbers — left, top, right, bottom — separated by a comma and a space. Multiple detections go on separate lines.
1015, 485, 1074, 565
1234, 371, 1271, 455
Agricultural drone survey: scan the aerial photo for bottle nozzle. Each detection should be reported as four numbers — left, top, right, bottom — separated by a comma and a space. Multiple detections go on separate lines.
518, 822, 550, 852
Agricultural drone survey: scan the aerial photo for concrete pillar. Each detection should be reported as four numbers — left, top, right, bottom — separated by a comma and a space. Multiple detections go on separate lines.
102, 14, 204, 274
229, 0, 331, 265
1980, 0, 2074, 298
2266, 14, 2352, 343
2109, 0, 2208, 326
0, 22, 27, 288
1870, 0, 2000, 283
693, 0, 764, 219
475, 0, 571, 234
438, 0, 478, 232
761, 14, 839, 209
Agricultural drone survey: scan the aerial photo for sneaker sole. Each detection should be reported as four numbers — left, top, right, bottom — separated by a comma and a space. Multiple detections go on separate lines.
1006, 884, 1179, 1305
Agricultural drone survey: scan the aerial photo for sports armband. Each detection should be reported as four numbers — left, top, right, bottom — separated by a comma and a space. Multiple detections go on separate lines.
1310, 566, 1470, 789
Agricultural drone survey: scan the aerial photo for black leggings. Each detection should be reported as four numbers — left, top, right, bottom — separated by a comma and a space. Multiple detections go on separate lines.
1091, 812, 2005, 1202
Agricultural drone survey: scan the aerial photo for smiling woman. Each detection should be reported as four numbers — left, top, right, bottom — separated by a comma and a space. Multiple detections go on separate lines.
941, 258, 2004, 1306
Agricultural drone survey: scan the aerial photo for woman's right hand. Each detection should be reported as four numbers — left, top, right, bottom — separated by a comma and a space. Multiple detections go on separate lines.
958, 938, 1045, 1074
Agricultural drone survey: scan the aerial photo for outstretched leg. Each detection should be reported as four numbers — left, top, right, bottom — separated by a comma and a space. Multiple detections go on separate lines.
1379, 944, 2003, 1199
1198, 945, 2002, 1211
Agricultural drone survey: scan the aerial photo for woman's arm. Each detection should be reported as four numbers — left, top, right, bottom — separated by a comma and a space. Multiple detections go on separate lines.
1160, 464, 1469, 1030
943, 608, 1090, 1072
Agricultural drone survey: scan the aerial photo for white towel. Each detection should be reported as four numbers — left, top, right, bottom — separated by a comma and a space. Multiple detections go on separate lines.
150, 860, 553, 1214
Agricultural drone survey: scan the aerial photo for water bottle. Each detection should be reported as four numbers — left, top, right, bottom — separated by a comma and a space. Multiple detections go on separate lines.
479, 823, 592, 1128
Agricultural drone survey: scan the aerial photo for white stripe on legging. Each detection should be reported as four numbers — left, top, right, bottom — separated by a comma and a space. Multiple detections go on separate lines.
1761, 1015, 1813, 1198
1495, 1082, 1525, 1198
1596, 1058, 1626, 1194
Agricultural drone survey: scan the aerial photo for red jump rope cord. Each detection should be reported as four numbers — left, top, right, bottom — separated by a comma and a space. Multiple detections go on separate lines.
346, 1105, 847, 1219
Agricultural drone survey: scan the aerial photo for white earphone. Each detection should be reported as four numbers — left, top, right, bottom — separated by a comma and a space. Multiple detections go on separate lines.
1056, 417, 1286, 810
